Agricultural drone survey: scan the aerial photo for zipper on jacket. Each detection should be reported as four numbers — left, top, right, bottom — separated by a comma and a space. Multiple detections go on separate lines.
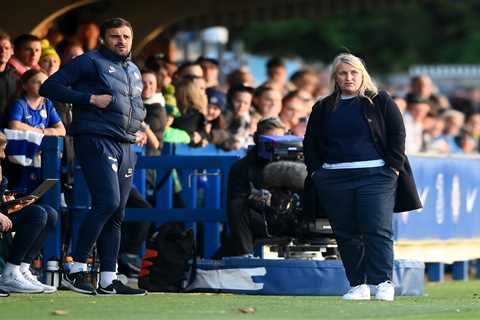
123, 62, 134, 132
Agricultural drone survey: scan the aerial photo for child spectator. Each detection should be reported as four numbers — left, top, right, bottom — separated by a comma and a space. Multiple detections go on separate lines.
8, 69, 65, 136
39, 40, 61, 77
205, 88, 234, 150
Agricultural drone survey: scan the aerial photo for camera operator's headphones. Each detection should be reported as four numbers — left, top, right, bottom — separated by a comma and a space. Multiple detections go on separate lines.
254, 117, 285, 144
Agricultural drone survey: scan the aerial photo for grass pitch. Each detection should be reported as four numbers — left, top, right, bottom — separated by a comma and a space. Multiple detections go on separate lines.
1, 281, 480, 319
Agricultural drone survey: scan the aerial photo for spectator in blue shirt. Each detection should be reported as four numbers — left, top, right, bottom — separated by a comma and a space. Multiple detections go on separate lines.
8, 69, 65, 136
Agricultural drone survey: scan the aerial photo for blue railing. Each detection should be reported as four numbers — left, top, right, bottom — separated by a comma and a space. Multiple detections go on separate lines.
64, 142, 240, 259
38, 137, 63, 264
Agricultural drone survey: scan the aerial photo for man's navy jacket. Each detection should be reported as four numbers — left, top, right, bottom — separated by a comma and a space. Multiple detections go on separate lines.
40, 46, 146, 143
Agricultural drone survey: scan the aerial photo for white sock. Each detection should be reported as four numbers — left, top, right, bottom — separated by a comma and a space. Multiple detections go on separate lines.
20, 263, 30, 273
2, 263, 20, 276
71, 262, 88, 273
100, 271, 117, 288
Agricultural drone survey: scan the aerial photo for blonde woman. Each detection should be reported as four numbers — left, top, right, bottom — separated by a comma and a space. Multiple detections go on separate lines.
304, 53, 421, 301
172, 78, 209, 147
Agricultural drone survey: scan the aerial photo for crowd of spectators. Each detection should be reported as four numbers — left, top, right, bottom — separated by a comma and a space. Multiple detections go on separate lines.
3, 23, 480, 159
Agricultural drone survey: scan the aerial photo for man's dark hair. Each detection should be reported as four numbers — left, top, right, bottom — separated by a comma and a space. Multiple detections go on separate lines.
227, 84, 254, 109
13, 34, 40, 50
145, 54, 170, 72
290, 69, 316, 83
253, 85, 275, 99
266, 57, 284, 70
100, 17, 133, 39
140, 68, 155, 76
282, 90, 301, 106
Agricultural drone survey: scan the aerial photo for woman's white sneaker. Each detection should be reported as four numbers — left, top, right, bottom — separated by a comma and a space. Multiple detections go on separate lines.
342, 284, 371, 300
375, 281, 395, 301
21, 269, 57, 294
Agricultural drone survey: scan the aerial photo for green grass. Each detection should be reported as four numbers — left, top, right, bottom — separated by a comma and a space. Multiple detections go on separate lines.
1, 281, 480, 320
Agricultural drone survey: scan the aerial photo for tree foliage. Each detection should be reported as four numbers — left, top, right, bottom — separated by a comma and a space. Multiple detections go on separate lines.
239, 0, 480, 72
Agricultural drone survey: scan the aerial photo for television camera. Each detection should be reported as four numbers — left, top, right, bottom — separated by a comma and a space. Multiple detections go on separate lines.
253, 135, 337, 260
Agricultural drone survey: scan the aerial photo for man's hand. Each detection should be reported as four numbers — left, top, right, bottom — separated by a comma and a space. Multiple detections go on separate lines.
0, 213, 12, 232
90, 94, 113, 109
135, 131, 147, 146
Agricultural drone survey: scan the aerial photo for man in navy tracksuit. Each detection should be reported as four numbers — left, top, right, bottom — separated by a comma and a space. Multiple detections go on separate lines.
40, 18, 147, 295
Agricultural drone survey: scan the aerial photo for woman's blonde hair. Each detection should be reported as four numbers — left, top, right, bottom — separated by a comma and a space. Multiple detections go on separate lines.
330, 53, 378, 103
175, 79, 208, 116
0, 131, 7, 146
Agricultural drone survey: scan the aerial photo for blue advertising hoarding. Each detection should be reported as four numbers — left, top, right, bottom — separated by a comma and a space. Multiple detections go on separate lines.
395, 155, 480, 241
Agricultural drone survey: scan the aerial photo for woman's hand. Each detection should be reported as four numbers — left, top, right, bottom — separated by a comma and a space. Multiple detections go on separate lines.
390, 167, 400, 176
192, 132, 202, 145
0, 212, 12, 232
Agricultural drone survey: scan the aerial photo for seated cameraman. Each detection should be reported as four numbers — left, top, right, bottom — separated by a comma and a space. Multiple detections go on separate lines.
226, 117, 286, 257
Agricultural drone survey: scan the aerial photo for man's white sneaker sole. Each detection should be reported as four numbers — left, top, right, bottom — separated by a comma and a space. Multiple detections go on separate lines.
0, 280, 44, 293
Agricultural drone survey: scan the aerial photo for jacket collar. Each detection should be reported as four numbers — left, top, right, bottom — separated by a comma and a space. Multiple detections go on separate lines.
98, 45, 131, 63
0, 63, 16, 76
320, 90, 377, 111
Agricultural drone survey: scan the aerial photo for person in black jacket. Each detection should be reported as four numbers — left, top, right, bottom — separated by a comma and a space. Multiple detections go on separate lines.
39, 18, 146, 296
0, 31, 18, 126
304, 53, 421, 302
224, 117, 286, 256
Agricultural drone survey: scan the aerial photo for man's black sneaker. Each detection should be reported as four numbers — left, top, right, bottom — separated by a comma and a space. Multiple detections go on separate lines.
62, 271, 96, 295
0, 288, 9, 297
97, 280, 146, 296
